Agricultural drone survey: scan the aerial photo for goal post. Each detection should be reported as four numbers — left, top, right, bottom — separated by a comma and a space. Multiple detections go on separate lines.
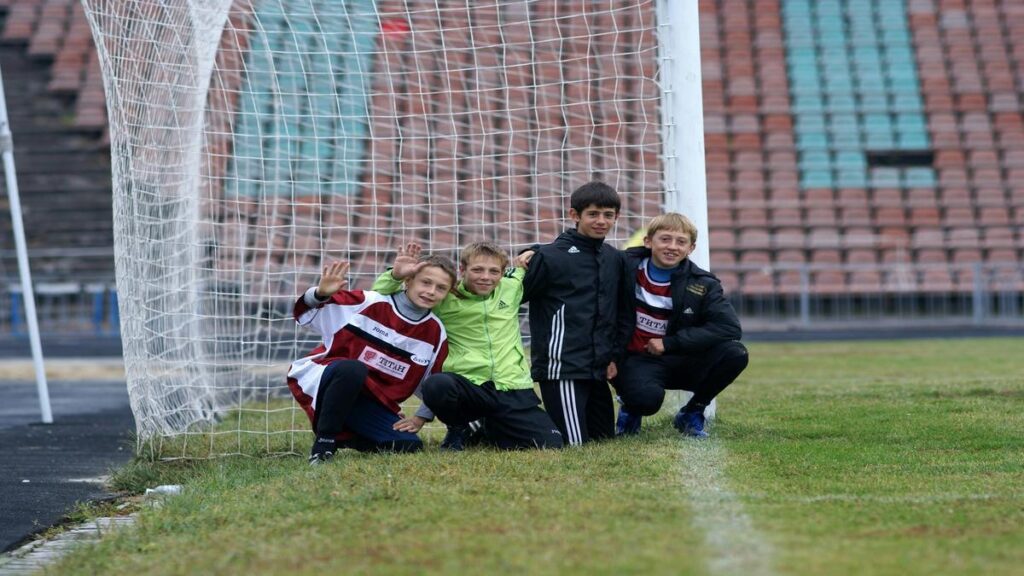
82, 0, 708, 455
657, 0, 715, 420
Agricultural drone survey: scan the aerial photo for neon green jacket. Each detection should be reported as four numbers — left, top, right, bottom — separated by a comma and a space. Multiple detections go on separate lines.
371, 268, 534, 391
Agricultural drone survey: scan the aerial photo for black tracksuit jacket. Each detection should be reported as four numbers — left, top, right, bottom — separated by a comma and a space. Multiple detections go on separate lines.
617, 247, 743, 355
522, 229, 624, 382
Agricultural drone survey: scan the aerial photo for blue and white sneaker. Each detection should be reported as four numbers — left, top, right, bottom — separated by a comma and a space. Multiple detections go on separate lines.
615, 407, 643, 436
673, 410, 708, 438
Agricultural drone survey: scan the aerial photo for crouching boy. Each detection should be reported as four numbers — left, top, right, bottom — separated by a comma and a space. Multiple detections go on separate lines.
614, 213, 749, 438
373, 242, 563, 450
287, 257, 453, 464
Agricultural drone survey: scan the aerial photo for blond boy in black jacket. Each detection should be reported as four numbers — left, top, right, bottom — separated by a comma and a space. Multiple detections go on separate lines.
614, 213, 748, 438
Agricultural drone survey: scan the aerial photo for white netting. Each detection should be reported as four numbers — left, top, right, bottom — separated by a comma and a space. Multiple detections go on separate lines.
82, 0, 669, 457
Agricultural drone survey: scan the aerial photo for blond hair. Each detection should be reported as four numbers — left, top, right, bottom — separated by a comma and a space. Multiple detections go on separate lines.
413, 254, 458, 288
459, 242, 509, 270
646, 213, 698, 244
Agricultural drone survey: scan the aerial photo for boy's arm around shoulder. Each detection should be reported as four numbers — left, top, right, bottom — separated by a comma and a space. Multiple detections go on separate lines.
661, 276, 742, 355
520, 246, 550, 303
501, 266, 527, 306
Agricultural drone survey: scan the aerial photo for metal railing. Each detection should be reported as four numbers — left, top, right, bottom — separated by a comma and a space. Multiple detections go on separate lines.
0, 248, 117, 336
0, 261, 1021, 338
720, 262, 1024, 330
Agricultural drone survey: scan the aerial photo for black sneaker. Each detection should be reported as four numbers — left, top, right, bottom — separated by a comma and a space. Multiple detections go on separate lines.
440, 425, 468, 451
309, 436, 337, 465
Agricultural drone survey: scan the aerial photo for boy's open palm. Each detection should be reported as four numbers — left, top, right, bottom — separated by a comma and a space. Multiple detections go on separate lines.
317, 261, 350, 298
392, 242, 426, 280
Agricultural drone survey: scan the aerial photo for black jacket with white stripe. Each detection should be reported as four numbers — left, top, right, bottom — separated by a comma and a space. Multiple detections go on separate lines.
522, 229, 624, 382
617, 247, 742, 355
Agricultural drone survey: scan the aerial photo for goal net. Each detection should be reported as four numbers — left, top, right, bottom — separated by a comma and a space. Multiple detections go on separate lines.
82, 0, 692, 457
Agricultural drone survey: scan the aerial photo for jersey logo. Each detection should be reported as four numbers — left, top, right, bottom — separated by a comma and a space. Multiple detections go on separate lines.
358, 347, 411, 379
497, 300, 509, 309
568, 246, 580, 254
636, 311, 668, 335
683, 307, 694, 315
686, 284, 706, 296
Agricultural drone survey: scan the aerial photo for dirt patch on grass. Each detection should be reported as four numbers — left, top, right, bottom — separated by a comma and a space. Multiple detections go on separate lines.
0, 359, 124, 381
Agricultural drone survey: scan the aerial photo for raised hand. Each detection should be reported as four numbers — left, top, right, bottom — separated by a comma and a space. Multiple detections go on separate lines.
316, 261, 350, 299
391, 242, 427, 280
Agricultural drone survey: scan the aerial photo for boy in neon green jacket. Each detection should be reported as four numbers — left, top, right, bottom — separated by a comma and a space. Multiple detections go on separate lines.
372, 242, 563, 450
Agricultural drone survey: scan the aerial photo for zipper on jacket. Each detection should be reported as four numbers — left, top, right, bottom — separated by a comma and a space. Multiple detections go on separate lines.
592, 253, 600, 379
482, 297, 495, 382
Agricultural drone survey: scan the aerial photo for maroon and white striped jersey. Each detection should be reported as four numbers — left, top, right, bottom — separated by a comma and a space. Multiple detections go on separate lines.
627, 258, 674, 354
286, 290, 448, 423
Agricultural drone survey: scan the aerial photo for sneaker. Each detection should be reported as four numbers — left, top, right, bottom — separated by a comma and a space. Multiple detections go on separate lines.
673, 410, 708, 438
440, 425, 468, 451
308, 450, 334, 466
615, 407, 643, 436
309, 436, 337, 465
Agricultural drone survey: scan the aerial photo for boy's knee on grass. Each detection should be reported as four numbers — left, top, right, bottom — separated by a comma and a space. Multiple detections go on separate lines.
386, 438, 423, 453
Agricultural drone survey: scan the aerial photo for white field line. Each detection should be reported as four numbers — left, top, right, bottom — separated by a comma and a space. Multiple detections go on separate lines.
749, 375, 1016, 387
744, 492, 1018, 504
679, 440, 775, 576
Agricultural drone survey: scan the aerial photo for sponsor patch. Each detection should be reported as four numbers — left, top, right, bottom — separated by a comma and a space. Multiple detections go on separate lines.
636, 310, 668, 335
686, 283, 706, 296
358, 347, 411, 379
369, 324, 394, 340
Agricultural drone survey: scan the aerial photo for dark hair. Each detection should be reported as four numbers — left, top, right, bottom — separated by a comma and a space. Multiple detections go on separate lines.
570, 181, 621, 214
412, 254, 457, 288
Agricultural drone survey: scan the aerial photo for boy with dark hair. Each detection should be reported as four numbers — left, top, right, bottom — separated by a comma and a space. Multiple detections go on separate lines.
614, 213, 748, 438
287, 256, 453, 464
372, 242, 563, 450
521, 181, 624, 445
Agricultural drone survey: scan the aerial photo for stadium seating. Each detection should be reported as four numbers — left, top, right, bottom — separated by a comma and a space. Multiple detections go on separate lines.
700, 0, 1021, 294
0, 0, 1021, 297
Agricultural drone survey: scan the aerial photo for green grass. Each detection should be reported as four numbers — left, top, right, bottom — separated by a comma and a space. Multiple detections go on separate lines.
52, 338, 1024, 575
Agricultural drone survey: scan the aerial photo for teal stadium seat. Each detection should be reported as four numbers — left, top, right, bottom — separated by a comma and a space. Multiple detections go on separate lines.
784, 0, 931, 190
826, 94, 857, 113
802, 170, 835, 189
800, 150, 832, 171
904, 168, 937, 187
870, 167, 902, 188
228, 0, 376, 197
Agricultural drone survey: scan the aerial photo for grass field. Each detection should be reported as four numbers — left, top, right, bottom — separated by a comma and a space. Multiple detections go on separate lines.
51, 338, 1024, 575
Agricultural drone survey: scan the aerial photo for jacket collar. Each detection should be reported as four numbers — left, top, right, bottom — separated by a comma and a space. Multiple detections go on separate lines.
454, 281, 490, 301
561, 228, 606, 251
